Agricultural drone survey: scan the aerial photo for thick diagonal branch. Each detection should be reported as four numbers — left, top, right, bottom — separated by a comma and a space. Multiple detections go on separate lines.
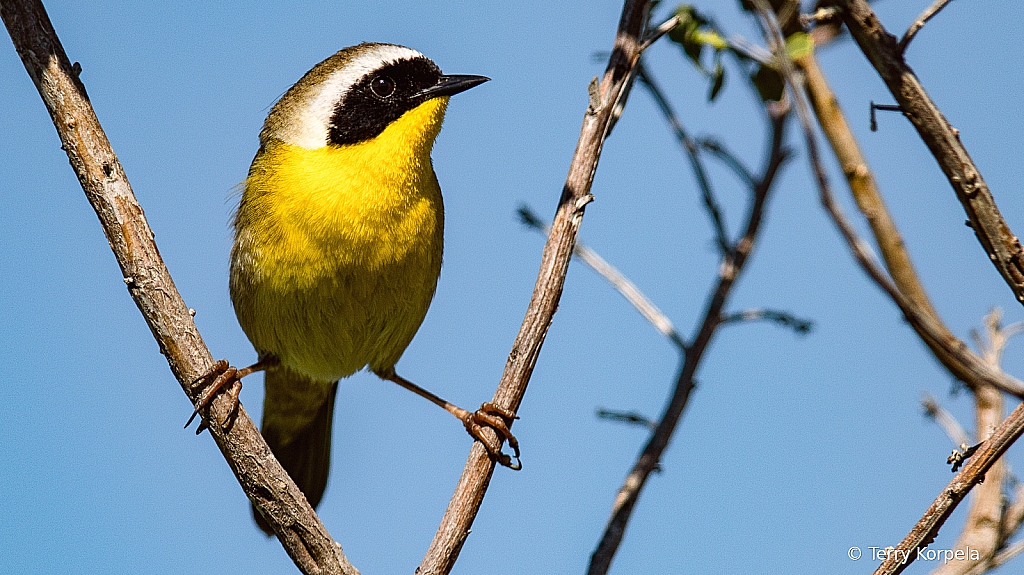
416, 1, 654, 574
834, 0, 1024, 306
1, 1, 356, 573
794, 43, 1024, 399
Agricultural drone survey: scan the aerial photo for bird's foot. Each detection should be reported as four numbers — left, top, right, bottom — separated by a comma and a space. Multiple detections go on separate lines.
186, 359, 243, 432
462, 403, 521, 470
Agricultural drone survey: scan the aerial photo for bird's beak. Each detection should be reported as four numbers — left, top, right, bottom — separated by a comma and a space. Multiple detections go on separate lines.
415, 74, 490, 100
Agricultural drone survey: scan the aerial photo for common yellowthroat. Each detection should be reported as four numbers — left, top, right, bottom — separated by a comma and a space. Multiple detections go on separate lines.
188, 43, 519, 535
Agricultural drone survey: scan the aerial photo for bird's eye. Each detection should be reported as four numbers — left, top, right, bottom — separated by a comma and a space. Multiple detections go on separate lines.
370, 75, 396, 98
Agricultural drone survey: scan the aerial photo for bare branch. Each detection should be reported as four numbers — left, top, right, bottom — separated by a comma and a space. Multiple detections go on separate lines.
792, 35, 1024, 572
418, 1, 655, 573
772, 13, 1024, 400
1002, 479, 1024, 532
990, 481, 1024, 573
792, 28, 1024, 403
639, 14, 681, 53
974, 308, 1024, 368
0, 1, 356, 573
727, 33, 774, 65
796, 53, 930, 314
596, 409, 658, 431
869, 401, 1024, 575
517, 205, 686, 351
922, 393, 970, 448
899, 0, 957, 54
696, 137, 756, 188
930, 309, 1009, 575
803, 112, 1024, 575
818, 178, 1024, 399
751, 5, 1024, 575
587, 57, 791, 575
719, 308, 813, 334
972, 539, 1024, 575
637, 48, 798, 265
635, 62, 730, 255
834, 0, 1024, 307
800, 6, 840, 27
606, 14, 678, 139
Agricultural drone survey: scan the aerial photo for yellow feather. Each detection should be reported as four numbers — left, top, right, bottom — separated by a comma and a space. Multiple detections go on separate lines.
230, 96, 449, 382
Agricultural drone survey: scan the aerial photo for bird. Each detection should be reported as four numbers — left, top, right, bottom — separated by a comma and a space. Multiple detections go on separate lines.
186, 42, 519, 535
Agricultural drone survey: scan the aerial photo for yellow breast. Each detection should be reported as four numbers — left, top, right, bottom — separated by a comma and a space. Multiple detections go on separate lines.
229, 97, 448, 381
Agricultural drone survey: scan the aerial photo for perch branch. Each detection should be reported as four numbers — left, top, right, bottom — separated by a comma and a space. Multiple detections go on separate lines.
416, 1, 656, 573
0, 1, 356, 573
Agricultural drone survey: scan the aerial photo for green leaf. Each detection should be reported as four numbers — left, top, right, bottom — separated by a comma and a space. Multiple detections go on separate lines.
666, 3, 731, 98
708, 62, 726, 102
751, 65, 783, 102
682, 33, 704, 65
692, 28, 728, 51
667, 5, 699, 45
785, 32, 814, 60
667, 4, 720, 70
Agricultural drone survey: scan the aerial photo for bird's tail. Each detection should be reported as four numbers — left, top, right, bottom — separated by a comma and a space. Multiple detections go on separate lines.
253, 365, 338, 535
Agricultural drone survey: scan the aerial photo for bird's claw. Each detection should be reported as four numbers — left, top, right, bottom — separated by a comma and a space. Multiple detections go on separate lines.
186, 359, 242, 431
464, 402, 521, 470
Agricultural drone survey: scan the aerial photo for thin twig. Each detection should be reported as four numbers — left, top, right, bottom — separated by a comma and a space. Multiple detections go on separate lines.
973, 540, 1024, 575
922, 393, 970, 449
696, 137, 756, 188
417, 2, 655, 573
0, 1, 356, 573
639, 14, 681, 53
727, 34, 774, 66
1001, 477, 1024, 529
596, 409, 658, 431
899, 0, 956, 54
835, 0, 1024, 307
636, 62, 730, 255
800, 6, 840, 27
606, 14, 678, 138
517, 205, 686, 351
972, 309, 1024, 368
719, 308, 813, 334
980, 477, 1024, 574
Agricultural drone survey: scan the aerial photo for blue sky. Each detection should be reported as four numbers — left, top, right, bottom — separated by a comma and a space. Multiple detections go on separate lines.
3, 1, 1024, 573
